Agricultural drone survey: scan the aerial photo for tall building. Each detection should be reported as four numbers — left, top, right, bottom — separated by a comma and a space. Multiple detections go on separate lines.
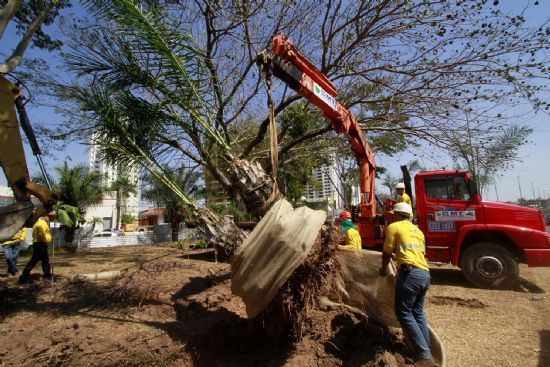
303, 160, 343, 213
87, 141, 139, 230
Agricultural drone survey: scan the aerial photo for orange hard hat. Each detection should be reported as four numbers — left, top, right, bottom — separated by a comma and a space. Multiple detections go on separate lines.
338, 211, 352, 220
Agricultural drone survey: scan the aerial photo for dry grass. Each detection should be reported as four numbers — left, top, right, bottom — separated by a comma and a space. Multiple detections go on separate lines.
426, 264, 550, 367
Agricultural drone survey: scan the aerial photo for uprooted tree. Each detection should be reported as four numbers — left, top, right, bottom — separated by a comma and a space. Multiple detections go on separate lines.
26, 0, 549, 340
45, 0, 548, 253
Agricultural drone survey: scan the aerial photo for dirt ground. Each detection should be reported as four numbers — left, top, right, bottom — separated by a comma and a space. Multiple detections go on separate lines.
0, 244, 548, 367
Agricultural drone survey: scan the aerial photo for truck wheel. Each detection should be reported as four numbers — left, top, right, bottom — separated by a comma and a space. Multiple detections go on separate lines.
460, 242, 519, 289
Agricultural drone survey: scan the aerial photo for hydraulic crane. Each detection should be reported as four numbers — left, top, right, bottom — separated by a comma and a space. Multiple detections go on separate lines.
0, 75, 57, 242
257, 35, 385, 247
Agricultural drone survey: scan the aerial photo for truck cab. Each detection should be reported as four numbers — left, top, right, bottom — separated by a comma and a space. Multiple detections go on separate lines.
414, 170, 550, 288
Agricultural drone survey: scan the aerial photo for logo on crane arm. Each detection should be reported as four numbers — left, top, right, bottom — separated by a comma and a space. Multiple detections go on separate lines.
313, 82, 337, 111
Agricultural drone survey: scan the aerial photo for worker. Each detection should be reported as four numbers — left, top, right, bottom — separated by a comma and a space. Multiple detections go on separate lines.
337, 210, 361, 250
1, 227, 27, 278
18, 215, 52, 283
395, 182, 412, 206
379, 202, 437, 367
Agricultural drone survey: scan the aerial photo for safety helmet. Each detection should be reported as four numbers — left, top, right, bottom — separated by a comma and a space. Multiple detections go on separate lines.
395, 182, 405, 189
391, 202, 412, 216
338, 210, 352, 220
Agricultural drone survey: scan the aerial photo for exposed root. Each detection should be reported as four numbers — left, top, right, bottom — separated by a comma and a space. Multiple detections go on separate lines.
254, 222, 341, 340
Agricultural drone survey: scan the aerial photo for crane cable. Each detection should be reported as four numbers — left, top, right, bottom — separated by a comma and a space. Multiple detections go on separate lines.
265, 65, 278, 181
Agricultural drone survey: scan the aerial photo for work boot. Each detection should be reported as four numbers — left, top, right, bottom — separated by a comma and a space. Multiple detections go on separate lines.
415, 358, 439, 367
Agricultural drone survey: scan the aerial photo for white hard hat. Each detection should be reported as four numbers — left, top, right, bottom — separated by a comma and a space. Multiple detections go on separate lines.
395, 182, 405, 189
391, 202, 412, 216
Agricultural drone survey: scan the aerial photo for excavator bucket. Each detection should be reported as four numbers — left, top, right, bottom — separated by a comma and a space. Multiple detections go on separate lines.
0, 201, 34, 243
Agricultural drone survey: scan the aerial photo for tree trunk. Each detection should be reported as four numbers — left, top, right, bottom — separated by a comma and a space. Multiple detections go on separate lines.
225, 157, 282, 216
115, 189, 121, 229
190, 157, 280, 259
171, 220, 180, 242
64, 225, 76, 244
193, 207, 247, 259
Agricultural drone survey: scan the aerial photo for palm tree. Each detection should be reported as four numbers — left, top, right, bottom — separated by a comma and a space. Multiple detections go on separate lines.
54, 161, 105, 243
109, 175, 137, 230
141, 166, 201, 241
61, 0, 266, 257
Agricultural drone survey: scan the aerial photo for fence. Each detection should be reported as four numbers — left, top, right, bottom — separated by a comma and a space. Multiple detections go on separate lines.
18, 224, 199, 250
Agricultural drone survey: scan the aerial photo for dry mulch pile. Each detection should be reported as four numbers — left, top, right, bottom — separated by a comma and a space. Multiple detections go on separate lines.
0, 246, 415, 367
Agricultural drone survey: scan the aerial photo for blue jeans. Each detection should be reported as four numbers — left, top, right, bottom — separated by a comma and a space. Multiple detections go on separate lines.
3, 242, 22, 275
395, 265, 431, 360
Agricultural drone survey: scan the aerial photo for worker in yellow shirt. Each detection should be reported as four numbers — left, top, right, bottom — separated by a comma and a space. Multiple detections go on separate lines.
395, 182, 412, 206
19, 215, 52, 283
1, 227, 27, 278
379, 202, 437, 367
337, 210, 361, 250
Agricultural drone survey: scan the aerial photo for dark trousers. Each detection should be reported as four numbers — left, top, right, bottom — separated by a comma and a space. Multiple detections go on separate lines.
3, 242, 22, 275
19, 243, 51, 282
395, 265, 431, 360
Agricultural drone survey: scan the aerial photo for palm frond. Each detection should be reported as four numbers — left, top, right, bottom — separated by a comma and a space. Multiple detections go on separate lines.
80, 0, 230, 151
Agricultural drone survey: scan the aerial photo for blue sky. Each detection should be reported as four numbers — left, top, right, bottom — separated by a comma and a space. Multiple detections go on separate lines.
1, 1, 548, 203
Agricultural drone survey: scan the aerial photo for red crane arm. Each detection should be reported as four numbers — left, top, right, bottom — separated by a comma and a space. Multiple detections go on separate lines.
258, 35, 376, 218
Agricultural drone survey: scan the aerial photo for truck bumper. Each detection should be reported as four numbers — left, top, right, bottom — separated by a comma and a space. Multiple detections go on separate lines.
524, 249, 550, 267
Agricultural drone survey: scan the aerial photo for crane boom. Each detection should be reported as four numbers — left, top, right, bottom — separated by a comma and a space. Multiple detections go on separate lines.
257, 35, 377, 220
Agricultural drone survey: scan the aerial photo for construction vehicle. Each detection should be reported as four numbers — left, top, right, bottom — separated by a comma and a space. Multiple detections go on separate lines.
0, 75, 57, 242
257, 35, 550, 288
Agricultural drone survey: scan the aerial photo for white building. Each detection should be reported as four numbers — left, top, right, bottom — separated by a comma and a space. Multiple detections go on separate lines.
87, 140, 139, 230
303, 162, 343, 213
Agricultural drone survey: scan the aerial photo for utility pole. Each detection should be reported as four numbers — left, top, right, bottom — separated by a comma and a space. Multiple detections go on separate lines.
494, 184, 499, 201
517, 176, 523, 201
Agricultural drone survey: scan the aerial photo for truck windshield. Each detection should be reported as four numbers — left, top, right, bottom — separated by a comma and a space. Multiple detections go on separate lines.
425, 176, 470, 201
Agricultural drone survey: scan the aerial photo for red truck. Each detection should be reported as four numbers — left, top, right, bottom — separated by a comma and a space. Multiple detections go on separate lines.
259, 35, 550, 288
412, 169, 550, 288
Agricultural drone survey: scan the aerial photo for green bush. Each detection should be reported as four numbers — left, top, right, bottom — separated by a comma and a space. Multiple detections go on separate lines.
173, 240, 191, 251
196, 238, 208, 249
172, 236, 208, 251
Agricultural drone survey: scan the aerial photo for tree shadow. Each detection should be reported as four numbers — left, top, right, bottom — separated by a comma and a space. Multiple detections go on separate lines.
325, 313, 410, 367
429, 268, 545, 293
515, 277, 545, 294
0, 275, 165, 321
429, 268, 473, 288
176, 249, 220, 262
540, 330, 550, 367
141, 274, 295, 366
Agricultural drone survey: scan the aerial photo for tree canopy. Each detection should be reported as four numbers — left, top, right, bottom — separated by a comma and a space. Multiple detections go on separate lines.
44, 0, 548, 214
0, 0, 71, 72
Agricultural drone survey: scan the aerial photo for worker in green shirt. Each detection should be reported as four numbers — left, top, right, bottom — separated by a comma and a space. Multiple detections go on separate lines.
337, 210, 362, 250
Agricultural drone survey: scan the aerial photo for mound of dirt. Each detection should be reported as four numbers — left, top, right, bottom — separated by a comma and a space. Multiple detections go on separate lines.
0, 252, 418, 367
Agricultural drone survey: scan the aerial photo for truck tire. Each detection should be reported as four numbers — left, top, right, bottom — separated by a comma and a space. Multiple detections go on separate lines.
460, 242, 519, 289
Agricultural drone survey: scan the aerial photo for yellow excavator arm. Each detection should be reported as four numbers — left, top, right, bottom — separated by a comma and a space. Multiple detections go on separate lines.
0, 75, 57, 242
